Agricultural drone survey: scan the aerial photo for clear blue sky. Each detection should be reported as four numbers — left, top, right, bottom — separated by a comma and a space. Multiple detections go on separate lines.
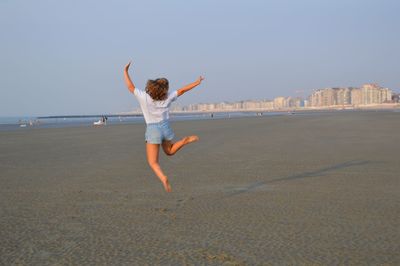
1, 0, 399, 116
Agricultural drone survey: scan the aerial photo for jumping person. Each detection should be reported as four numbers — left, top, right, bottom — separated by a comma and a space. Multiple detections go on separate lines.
124, 61, 204, 192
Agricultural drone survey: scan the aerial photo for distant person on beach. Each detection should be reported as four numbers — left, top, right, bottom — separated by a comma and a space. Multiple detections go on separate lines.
123, 61, 204, 192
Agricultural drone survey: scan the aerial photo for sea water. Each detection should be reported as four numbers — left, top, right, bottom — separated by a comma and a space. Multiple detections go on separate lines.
0, 111, 344, 132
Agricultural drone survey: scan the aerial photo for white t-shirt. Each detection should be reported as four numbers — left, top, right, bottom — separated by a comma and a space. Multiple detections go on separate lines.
134, 88, 178, 124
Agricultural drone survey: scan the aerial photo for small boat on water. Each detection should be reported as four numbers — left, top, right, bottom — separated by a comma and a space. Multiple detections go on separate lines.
93, 120, 105, 126
93, 116, 108, 126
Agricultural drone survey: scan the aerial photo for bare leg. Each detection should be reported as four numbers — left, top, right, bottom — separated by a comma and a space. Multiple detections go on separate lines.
162, 135, 199, 156
146, 143, 171, 192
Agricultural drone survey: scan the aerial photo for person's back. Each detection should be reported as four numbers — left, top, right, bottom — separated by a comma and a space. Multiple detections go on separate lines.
123, 61, 204, 192
133, 86, 178, 124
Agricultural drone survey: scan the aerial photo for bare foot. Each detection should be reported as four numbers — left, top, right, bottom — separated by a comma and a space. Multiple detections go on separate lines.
183, 135, 199, 144
162, 179, 172, 192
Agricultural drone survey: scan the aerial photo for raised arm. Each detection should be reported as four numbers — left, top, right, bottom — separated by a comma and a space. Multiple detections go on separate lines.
123, 61, 135, 94
177, 76, 204, 97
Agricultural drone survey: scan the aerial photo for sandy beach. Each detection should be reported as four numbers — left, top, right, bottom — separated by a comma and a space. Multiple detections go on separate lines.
1, 111, 399, 265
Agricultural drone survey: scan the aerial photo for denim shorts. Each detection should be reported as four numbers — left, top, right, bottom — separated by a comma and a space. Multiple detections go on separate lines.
145, 120, 175, 144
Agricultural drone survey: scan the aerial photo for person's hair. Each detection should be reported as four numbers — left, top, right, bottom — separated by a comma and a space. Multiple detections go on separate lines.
145, 78, 169, 101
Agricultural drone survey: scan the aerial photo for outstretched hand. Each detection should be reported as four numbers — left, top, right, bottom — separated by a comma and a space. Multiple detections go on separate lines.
197, 76, 205, 84
124, 60, 135, 93
125, 61, 132, 71
177, 76, 204, 97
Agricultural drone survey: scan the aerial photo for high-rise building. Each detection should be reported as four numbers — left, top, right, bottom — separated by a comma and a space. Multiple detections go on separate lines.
310, 88, 336, 107
351, 88, 362, 106
361, 83, 382, 104
287, 97, 304, 108
260, 100, 274, 109
273, 97, 286, 109
321, 88, 335, 106
243, 100, 261, 109
381, 88, 393, 103
309, 84, 393, 107
334, 87, 352, 106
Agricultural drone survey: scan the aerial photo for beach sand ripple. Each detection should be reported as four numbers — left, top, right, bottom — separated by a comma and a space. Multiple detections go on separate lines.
1, 112, 399, 265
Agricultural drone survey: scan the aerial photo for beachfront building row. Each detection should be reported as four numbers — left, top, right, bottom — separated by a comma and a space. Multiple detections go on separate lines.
309, 84, 393, 107
171, 97, 305, 112
162, 83, 397, 113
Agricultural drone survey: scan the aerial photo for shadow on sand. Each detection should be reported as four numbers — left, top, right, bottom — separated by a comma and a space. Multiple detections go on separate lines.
224, 160, 370, 197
